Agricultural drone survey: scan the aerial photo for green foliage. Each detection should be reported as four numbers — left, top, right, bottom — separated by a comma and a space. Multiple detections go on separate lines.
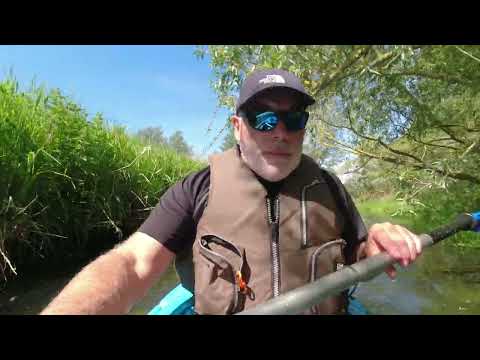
409, 182, 480, 249
343, 159, 396, 200
199, 45, 479, 181
135, 127, 194, 157
167, 130, 193, 157
135, 126, 167, 146
0, 78, 204, 280
356, 197, 415, 229
357, 183, 480, 250
199, 45, 480, 247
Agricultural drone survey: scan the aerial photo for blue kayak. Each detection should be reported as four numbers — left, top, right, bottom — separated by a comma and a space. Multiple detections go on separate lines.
148, 283, 368, 315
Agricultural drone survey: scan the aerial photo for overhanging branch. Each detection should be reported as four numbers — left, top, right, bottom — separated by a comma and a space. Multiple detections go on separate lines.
323, 133, 480, 184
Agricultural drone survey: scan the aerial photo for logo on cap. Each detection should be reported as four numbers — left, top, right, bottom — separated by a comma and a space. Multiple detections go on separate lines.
259, 74, 286, 85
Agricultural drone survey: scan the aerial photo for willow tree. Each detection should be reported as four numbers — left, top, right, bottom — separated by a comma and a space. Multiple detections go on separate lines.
196, 45, 480, 201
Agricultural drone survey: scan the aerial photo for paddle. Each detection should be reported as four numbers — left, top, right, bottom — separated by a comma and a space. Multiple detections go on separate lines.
236, 211, 480, 315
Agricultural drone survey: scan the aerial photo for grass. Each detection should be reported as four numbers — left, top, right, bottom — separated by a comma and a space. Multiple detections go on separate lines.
0, 78, 205, 282
356, 197, 417, 229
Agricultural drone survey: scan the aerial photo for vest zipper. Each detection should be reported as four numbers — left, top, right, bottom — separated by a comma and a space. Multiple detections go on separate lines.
266, 195, 281, 297
301, 179, 321, 248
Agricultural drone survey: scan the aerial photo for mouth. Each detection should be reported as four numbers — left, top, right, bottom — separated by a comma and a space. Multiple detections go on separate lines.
263, 151, 292, 158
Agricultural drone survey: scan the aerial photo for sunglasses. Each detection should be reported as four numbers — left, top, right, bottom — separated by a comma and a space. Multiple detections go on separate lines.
240, 109, 309, 132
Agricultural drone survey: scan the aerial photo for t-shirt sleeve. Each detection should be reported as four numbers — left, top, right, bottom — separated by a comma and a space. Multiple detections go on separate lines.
137, 166, 210, 254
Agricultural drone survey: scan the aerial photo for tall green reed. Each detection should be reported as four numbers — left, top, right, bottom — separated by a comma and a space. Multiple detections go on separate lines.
0, 78, 204, 281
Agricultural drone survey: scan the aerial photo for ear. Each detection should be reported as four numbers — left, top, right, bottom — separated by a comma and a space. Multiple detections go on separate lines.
231, 115, 241, 142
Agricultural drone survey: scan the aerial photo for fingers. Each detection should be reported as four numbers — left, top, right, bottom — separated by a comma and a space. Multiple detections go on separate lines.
369, 223, 409, 265
385, 265, 397, 280
396, 226, 422, 259
412, 232, 422, 254
367, 222, 423, 270
396, 226, 417, 262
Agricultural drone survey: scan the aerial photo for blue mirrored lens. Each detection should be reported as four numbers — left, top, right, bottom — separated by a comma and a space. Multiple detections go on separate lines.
254, 112, 279, 131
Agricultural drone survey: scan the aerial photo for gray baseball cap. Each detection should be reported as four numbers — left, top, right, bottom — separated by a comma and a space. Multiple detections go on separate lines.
235, 69, 315, 113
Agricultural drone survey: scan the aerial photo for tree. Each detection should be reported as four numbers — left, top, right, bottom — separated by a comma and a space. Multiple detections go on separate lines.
135, 126, 167, 146
196, 45, 480, 200
168, 130, 193, 157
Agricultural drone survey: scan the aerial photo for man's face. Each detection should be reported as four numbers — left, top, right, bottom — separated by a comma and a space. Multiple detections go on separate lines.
232, 90, 306, 182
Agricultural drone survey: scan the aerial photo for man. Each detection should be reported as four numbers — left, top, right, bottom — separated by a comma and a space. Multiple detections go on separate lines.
41, 69, 422, 315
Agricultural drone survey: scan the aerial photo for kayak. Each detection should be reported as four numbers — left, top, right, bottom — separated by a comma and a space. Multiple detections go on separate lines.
148, 284, 194, 315
148, 283, 369, 315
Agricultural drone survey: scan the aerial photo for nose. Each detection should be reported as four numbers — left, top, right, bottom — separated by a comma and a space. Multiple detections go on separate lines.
271, 119, 289, 141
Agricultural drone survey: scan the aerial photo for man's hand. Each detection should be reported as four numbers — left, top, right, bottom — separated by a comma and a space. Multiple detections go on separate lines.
364, 223, 423, 279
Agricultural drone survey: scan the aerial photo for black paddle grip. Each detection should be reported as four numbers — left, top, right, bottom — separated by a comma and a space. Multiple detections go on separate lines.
428, 213, 474, 244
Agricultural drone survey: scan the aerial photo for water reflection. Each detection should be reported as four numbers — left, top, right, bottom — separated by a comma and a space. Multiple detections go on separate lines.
355, 243, 480, 315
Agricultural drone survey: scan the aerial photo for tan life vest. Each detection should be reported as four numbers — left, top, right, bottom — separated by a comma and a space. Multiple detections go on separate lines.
192, 147, 350, 315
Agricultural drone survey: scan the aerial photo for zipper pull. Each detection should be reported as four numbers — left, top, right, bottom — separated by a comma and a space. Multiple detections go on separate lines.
266, 195, 279, 224
273, 196, 279, 224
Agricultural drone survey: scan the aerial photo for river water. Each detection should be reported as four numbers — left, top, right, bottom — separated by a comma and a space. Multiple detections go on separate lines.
355, 243, 480, 315
127, 241, 480, 315
2, 233, 480, 315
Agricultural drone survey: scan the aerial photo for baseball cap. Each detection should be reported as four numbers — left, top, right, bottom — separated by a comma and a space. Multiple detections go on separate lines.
235, 69, 316, 113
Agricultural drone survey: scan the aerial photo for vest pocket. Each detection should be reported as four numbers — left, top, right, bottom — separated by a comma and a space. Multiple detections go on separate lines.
305, 239, 347, 315
194, 235, 248, 314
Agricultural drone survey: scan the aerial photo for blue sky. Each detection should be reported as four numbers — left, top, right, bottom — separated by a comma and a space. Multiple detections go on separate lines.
0, 45, 231, 157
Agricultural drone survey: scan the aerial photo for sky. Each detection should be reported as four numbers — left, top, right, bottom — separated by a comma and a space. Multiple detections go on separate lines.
0, 45, 231, 157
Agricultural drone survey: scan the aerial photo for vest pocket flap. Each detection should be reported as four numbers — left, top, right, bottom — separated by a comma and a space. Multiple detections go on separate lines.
199, 235, 244, 272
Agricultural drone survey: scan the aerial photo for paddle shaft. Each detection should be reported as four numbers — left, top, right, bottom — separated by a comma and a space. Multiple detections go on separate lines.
236, 213, 478, 315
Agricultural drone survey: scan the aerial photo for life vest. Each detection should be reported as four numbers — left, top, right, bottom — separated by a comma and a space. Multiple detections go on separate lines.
191, 147, 355, 314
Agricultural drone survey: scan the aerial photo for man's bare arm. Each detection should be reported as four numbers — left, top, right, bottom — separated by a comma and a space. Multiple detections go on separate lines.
40, 232, 174, 315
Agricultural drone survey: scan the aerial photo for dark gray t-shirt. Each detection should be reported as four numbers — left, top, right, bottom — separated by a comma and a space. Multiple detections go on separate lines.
138, 166, 368, 261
